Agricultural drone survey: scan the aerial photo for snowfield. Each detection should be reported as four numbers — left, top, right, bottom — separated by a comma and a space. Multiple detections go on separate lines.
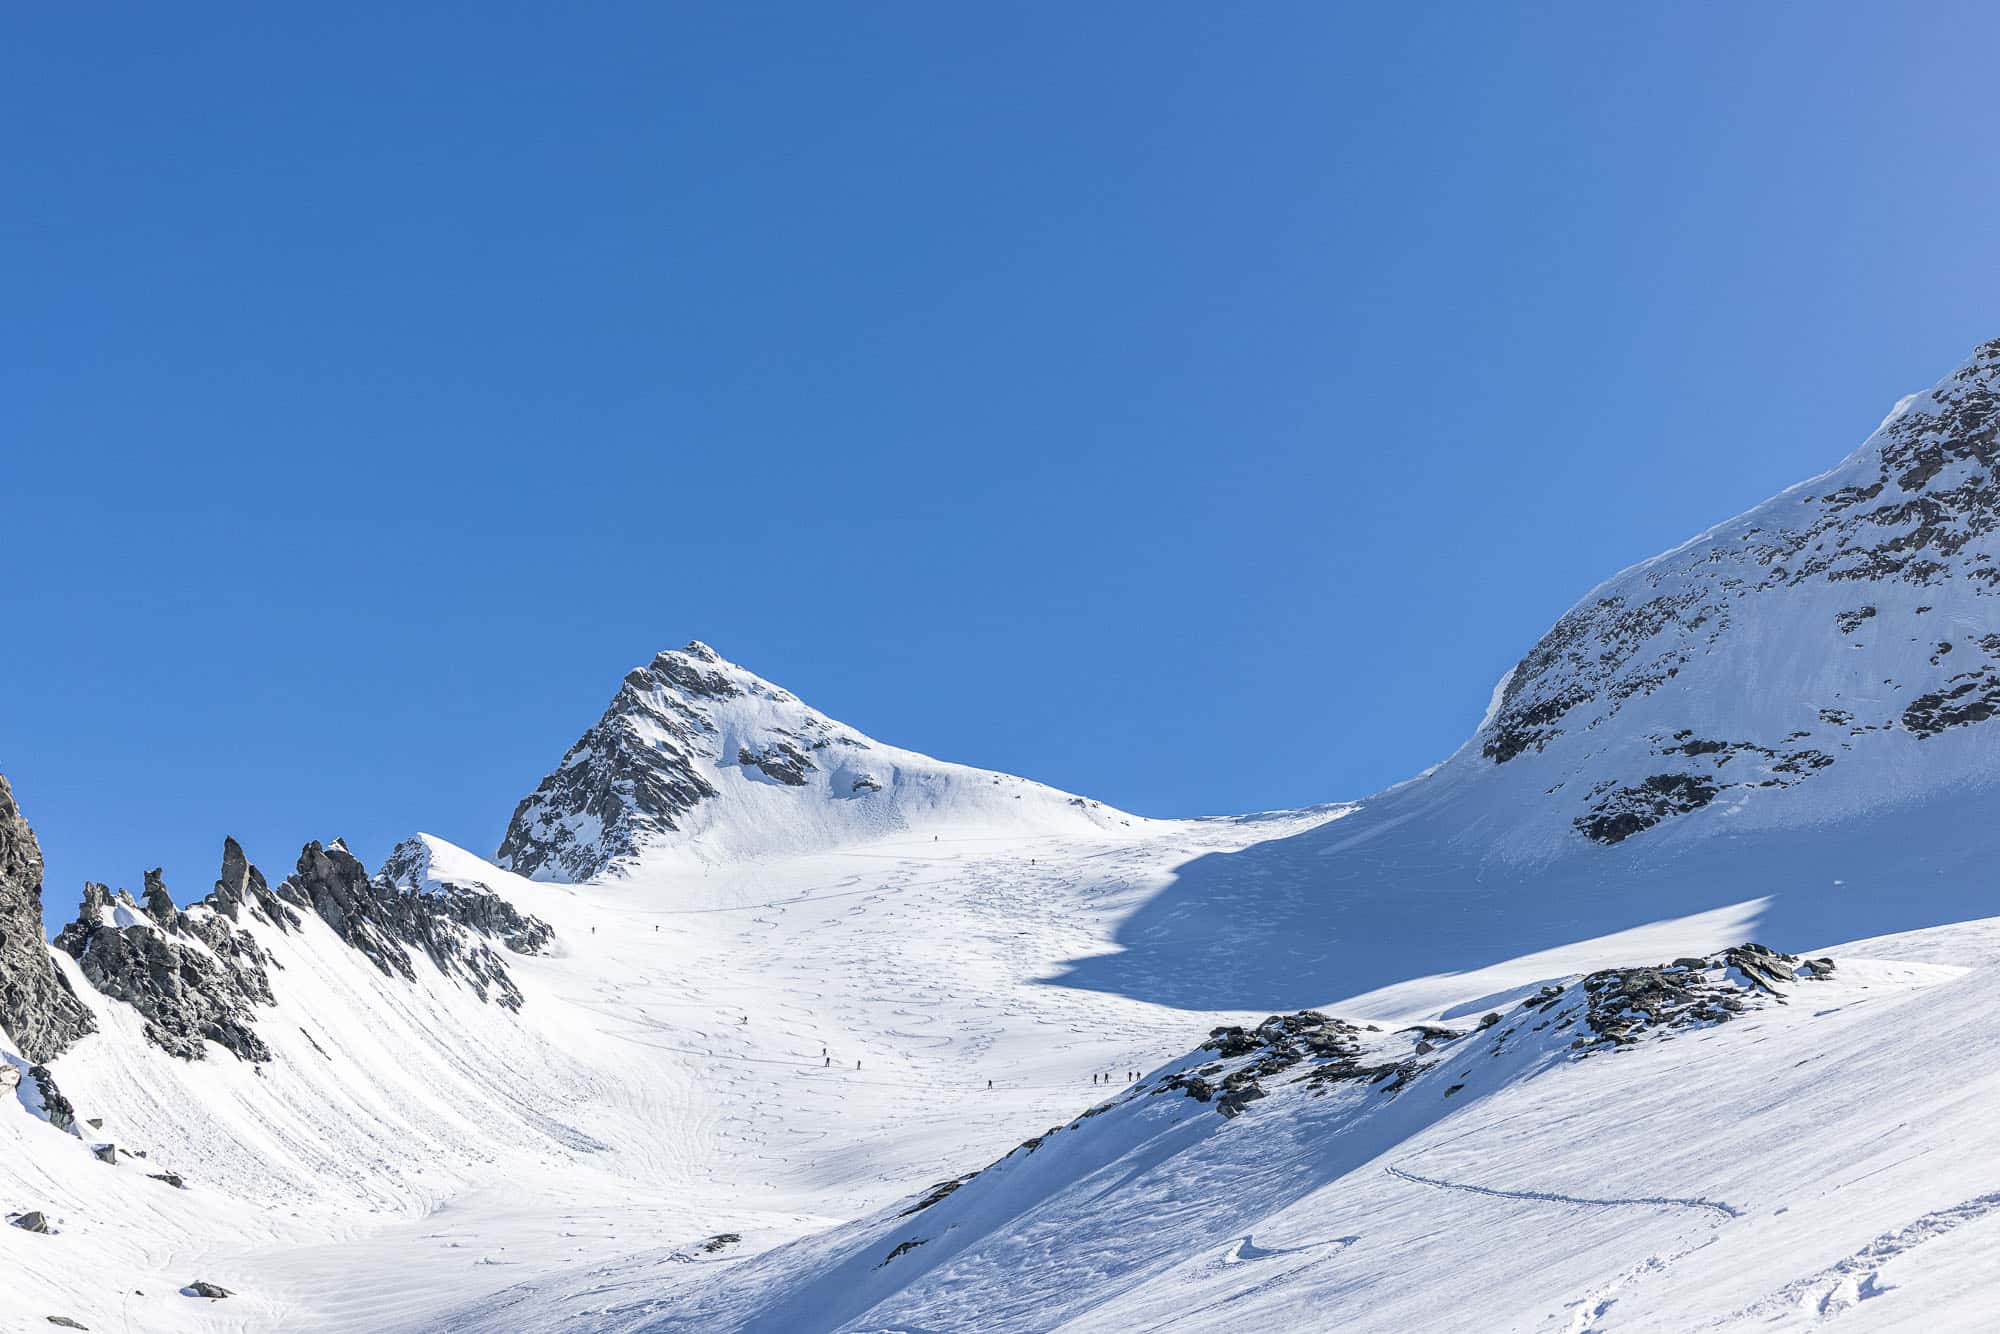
12, 340, 2000, 1331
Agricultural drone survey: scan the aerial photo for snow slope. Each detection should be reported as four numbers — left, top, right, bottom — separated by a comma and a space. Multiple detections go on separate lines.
10, 340, 2000, 1333
1, 795, 1339, 1333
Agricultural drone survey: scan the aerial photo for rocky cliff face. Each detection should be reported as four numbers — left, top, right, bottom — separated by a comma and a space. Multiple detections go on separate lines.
0, 775, 94, 1062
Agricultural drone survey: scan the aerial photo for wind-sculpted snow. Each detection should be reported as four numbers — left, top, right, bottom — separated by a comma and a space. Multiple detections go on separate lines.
495, 640, 1134, 880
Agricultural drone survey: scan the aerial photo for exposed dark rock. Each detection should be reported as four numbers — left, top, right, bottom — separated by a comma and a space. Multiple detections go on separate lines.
10, 1210, 51, 1234
46, 1317, 89, 1329
1904, 668, 2000, 737
879, 1239, 927, 1267
696, 1232, 741, 1253
1574, 773, 1720, 844
738, 740, 814, 786
374, 838, 555, 959
1473, 339, 2000, 834
1216, 1082, 1268, 1118
900, 1174, 976, 1216
91, 1143, 117, 1164
27, 1065, 76, 1133
181, 1282, 232, 1300
0, 776, 96, 1062
209, 836, 300, 931
149, 1172, 186, 1189
55, 869, 275, 1063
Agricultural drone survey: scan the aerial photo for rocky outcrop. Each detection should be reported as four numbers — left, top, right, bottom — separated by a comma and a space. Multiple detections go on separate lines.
54, 860, 278, 1063
25, 1065, 76, 1132
285, 839, 550, 1011
373, 838, 554, 959
0, 776, 95, 1062
1557, 944, 1834, 1050
44, 829, 553, 1060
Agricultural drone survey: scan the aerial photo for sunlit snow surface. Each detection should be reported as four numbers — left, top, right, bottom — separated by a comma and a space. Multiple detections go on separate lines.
16, 341, 2000, 1331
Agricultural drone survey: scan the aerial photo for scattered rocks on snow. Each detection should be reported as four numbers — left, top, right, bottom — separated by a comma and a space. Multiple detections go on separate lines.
696, 1232, 741, 1253
181, 1281, 232, 1299
149, 1171, 186, 1189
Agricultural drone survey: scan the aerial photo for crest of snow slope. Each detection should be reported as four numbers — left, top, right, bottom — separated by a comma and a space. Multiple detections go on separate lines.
495, 641, 1135, 880
1055, 337, 2000, 1016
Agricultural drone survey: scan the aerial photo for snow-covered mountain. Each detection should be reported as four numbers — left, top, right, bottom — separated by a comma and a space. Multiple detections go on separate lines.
1471, 334, 2000, 850
496, 640, 1132, 880
9, 340, 2000, 1331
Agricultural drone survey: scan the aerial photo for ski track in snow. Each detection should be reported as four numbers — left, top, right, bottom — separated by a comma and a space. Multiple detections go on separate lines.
1385, 1165, 1744, 1220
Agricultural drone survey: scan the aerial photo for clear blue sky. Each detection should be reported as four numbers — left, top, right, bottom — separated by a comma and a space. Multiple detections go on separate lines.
7, 3, 2000, 911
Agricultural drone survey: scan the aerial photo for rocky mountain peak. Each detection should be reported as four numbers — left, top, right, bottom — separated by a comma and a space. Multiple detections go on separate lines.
496, 643, 1129, 881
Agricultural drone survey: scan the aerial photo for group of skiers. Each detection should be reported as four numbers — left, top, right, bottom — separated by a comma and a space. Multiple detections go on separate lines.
1094, 1071, 1138, 1084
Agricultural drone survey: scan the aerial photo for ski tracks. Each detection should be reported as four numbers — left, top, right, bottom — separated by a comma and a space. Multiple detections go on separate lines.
1725, 1187, 2000, 1325
1386, 1165, 1743, 1220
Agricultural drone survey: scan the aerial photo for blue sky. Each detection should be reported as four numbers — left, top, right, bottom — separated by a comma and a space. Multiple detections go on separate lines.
7, 3, 2000, 909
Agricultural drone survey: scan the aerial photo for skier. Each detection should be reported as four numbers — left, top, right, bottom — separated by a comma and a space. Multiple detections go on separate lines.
856, 1060, 862, 1070
987, 1079, 993, 1089
824, 1056, 830, 1067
